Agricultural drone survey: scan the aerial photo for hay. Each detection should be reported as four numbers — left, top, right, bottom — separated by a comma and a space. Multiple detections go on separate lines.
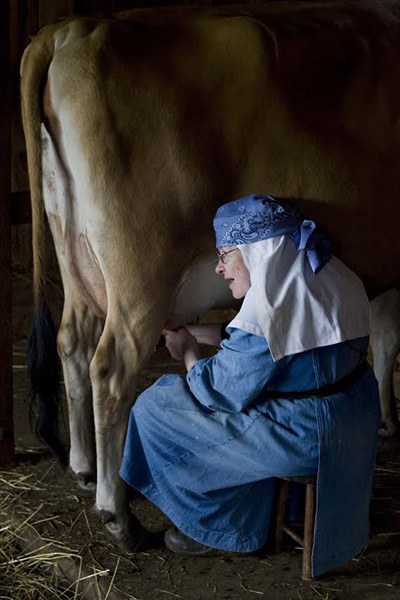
2, 437, 399, 600
0, 469, 77, 600
0, 466, 126, 600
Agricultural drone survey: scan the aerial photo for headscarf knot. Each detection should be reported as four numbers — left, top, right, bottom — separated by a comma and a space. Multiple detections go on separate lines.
213, 194, 332, 273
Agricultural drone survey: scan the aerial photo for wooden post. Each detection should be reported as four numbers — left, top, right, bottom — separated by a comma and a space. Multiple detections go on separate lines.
274, 479, 290, 553
302, 482, 316, 580
0, 0, 14, 466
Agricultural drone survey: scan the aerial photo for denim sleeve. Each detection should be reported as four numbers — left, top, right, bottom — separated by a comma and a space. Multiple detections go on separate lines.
186, 328, 291, 413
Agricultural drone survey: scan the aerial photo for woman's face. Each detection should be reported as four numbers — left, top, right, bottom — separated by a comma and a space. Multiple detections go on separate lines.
215, 246, 251, 299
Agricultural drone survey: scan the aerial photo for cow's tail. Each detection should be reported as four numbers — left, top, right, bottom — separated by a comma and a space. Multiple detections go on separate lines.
20, 31, 68, 466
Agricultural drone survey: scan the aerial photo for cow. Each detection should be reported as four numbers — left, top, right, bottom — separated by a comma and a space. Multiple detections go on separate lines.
20, 1, 400, 550
370, 288, 400, 436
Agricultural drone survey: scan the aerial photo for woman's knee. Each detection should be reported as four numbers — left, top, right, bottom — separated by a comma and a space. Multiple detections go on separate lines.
131, 384, 163, 424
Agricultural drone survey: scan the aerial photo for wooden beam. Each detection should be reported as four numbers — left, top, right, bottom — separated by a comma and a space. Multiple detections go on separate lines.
74, 0, 114, 16
0, 0, 14, 466
11, 191, 31, 225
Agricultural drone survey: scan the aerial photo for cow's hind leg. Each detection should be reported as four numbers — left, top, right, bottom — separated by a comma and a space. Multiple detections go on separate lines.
370, 288, 400, 437
89, 301, 167, 550
40, 122, 105, 483
57, 288, 103, 493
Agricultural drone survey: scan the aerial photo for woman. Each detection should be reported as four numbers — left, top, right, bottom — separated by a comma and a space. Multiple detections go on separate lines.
120, 194, 380, 577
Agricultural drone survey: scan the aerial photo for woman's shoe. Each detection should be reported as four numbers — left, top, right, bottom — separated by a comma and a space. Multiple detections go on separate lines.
164, 526, 217, 556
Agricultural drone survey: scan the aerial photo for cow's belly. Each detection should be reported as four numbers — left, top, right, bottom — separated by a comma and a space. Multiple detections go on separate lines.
42, 124, 233, 324
168, 256, 236, 326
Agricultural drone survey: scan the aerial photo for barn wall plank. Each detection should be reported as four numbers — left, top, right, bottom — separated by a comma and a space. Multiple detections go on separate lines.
0, 0, 15, 466
39, 0, 75, 27
10, 0, 38, 74
11, 192, 31, 225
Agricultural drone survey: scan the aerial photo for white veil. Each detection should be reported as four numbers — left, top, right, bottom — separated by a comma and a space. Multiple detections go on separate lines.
227, 237, 370, 361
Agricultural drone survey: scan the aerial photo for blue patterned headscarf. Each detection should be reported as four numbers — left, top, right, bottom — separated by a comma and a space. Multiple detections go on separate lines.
213, 193, 332, 273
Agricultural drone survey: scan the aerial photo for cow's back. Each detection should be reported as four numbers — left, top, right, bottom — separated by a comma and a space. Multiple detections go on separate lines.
22, 1, 400, 298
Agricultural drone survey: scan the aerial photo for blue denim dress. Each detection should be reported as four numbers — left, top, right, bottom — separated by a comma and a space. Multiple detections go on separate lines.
120, 328, 380, 576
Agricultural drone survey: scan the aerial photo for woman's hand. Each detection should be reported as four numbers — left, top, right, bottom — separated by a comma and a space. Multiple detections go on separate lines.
185, 323, 223, 346
162, 327, 201, 370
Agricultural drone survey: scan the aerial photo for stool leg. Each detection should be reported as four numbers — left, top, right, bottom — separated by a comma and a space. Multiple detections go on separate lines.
302, 482, 316, 580
275, 480, 290, 553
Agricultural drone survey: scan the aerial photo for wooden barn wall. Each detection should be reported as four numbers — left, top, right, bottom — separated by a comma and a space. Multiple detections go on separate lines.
0, 1, 13, 466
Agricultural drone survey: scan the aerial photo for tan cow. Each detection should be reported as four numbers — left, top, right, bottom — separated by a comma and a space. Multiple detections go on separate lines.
370, 288, 400, 436
20, 2, 400, 549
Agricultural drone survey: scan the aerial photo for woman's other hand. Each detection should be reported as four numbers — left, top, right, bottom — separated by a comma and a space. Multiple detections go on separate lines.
185, 323, 223, 346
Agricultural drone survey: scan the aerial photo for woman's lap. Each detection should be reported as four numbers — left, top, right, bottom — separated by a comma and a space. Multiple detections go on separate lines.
122, 374, 319, 491
119, 371, 378, 553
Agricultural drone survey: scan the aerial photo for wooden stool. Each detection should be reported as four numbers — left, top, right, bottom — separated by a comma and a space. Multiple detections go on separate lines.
274, 475, 317, 580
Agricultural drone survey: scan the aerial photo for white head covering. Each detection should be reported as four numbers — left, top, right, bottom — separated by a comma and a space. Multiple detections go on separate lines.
228, 236, 370, 361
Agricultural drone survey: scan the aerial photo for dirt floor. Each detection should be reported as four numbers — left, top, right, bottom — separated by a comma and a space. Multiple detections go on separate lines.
3, 337, 400, 600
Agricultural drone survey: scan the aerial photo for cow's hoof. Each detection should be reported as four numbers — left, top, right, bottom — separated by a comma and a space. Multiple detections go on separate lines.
99, 510, 148, 552
98, 509, 115, 525
378, 422, 400, 437
75, 471, 97, 495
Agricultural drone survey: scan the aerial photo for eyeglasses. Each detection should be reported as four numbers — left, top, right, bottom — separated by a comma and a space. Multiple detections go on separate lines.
217, 248, 239, 264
